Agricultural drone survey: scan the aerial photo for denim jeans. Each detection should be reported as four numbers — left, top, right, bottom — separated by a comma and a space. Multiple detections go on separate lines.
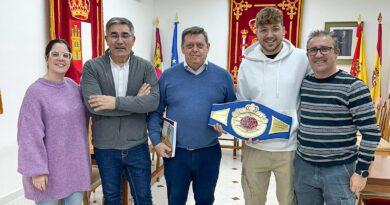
164, 144, 221, 205
294, 155, 356, 205
94, 143, 152, 205
35, 191, 83, 205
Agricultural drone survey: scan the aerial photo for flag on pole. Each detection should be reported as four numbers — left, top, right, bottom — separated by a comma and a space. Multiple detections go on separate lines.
49, 0, 104, 84
153, 17, 163, 79
371, 13, 382, 101
350, 15, 368, 84
171, 13, 179, 67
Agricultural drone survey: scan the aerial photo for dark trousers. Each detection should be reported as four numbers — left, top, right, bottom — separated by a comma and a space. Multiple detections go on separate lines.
164, 144, 222, 205
94, 143, 152, 205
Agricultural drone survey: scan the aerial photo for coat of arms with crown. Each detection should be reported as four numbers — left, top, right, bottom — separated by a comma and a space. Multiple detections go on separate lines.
68, 0, 90, 20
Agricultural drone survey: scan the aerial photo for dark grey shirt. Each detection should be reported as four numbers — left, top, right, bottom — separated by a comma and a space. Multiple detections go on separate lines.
81, 50, 159, 149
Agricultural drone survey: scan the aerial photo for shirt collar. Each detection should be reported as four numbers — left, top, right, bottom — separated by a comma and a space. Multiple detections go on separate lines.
109, 55, 130, 70
183, 60, 208, 75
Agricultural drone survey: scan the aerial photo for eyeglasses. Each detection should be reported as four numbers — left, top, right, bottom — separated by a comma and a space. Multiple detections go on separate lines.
307, 46, 334, 56
49, 51, 72, 60
108, 33, 133, 41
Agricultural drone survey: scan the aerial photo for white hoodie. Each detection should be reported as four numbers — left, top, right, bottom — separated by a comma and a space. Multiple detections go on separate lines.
237, 39, 310, 152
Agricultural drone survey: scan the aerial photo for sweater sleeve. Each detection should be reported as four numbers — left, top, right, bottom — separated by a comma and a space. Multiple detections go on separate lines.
224, 70, 237, 103
116, 61, 160, 113
79, 86, 91, 129
348, 80, 381, 171
17, 89, 49, 177
147, 75, 166, 147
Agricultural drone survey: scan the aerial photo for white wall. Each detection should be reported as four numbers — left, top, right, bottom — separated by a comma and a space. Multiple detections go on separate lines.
301, 0, 390, 98
0, 1, 48, 203
1, 0, 390, 203
104, 0, 155, 59
154, 0, 230, 69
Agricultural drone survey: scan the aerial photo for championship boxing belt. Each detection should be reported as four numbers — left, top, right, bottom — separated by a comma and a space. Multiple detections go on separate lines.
209, 101, 292, 141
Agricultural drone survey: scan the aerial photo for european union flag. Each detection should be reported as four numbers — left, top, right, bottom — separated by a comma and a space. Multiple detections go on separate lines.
171, 21, 179, 67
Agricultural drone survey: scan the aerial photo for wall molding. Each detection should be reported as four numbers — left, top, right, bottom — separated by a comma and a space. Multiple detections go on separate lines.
0, 189, 23, 205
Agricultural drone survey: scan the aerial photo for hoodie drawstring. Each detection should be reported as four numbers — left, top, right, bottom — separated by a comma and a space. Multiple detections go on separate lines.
276, 60, 281, 99
261, 61, 265, 97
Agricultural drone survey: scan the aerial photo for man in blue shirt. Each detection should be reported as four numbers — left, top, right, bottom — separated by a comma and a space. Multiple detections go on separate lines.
148, 26, 236, 205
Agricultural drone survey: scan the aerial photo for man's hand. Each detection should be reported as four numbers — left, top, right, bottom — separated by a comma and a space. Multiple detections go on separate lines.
32, 175, 48, 191
246, 138, 262, 144
154, 143, 172, 158
137, 83, 151, 96
213, 123, 227, 135
212, 124, 262, 144
88, 95, 116, 112
350, 172, 367, 193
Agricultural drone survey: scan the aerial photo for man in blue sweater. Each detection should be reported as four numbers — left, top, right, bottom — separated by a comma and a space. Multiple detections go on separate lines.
148, 26, 236, 205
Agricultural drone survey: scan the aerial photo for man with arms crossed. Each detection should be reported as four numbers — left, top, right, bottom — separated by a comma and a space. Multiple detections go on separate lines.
148, 26, 236, 205
294, 30, 380, 205
81, 17, 159, 205
236, 7, 309, 205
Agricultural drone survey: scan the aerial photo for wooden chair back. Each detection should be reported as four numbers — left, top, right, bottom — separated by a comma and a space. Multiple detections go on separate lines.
374, 97, 382, 123
379, 100, 390, 142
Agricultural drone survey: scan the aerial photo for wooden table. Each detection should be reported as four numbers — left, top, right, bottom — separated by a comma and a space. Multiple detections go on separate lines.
375, 138, 390, 156
357, 136, 390, 156
364, 155, 390, 193
357, 155, 390, 204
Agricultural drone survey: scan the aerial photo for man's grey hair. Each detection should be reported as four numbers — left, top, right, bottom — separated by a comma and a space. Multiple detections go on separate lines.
306, 30, 339, 50
181, 26, 209, 46
105, 17, 134, 35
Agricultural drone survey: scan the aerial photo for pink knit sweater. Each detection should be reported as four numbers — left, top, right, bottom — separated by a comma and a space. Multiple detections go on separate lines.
17, 78, 90, 201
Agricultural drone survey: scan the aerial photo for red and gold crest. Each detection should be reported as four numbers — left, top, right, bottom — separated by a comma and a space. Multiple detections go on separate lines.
50, 0, 104, 84
228, 0, 304, 84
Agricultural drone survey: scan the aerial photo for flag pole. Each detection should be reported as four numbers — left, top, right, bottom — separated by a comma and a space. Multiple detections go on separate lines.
371, 12, 383, 101
155, 17, 159, 27
350, 14, 368, 84
357, 14, 362, 24
171, 13, 179, 67
153, 16, 163, 78
174, 12, 179, 23
0, 89, 3, 114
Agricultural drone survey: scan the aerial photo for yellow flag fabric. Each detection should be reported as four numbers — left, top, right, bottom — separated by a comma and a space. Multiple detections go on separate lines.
371, 23, 382, 101
350, 23, 368, 84
358, 34, 368, 84
153, 27, 163, 79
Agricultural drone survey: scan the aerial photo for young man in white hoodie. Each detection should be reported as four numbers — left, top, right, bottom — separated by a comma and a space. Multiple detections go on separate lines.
236, 7, 310, 205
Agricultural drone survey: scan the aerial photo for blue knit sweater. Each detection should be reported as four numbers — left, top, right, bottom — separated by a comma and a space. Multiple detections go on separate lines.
148, 62, 236, 149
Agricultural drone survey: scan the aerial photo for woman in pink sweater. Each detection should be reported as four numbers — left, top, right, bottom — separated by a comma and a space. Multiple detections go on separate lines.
17, 39, 90, 205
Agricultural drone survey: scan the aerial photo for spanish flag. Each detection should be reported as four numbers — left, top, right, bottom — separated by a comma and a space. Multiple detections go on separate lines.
350, 17, 368, 84
371, 13, 382, 101
153, 17, 163, 79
